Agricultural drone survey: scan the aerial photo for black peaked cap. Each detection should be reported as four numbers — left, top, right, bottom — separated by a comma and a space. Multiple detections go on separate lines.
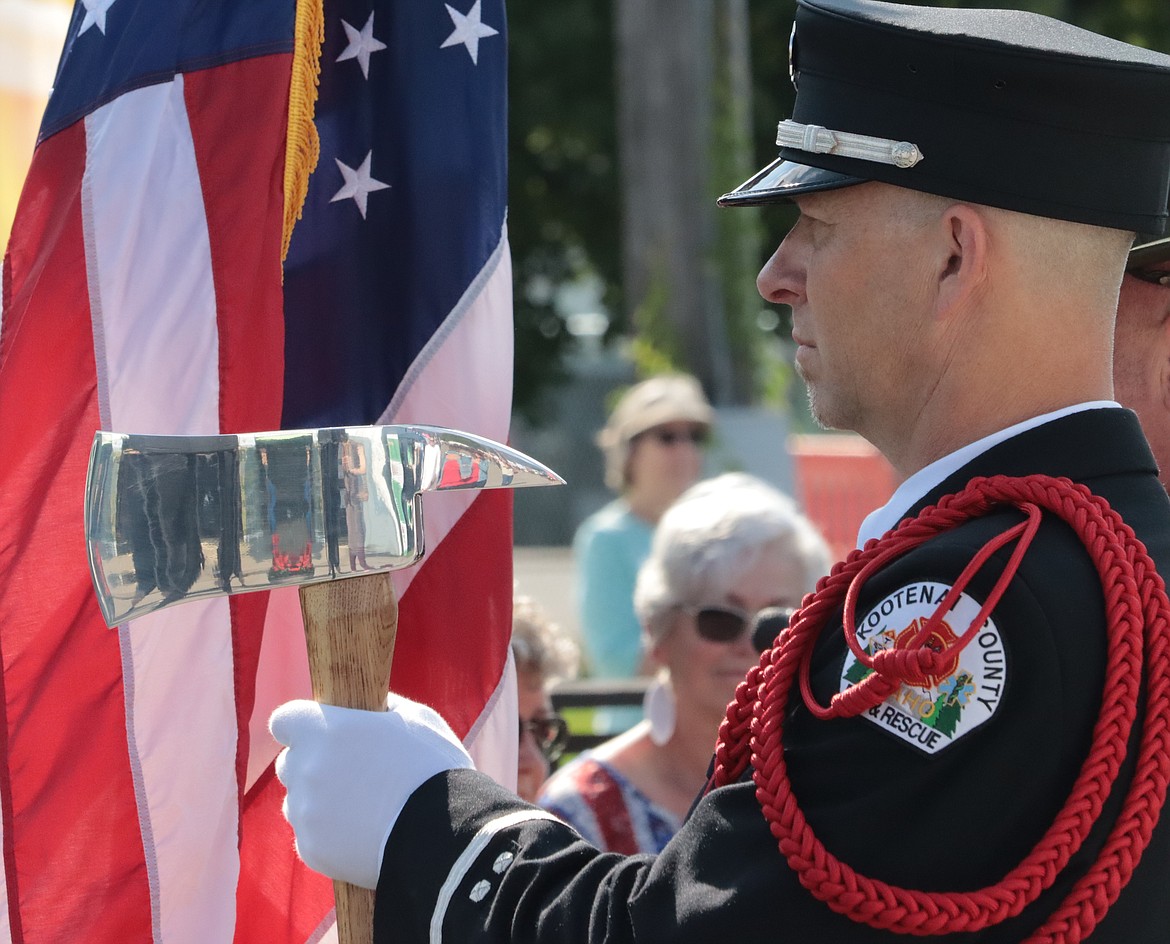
720, 0, 1170, 235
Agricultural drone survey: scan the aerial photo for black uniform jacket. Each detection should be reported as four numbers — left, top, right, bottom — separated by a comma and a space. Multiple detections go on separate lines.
375, 408, 1170, 943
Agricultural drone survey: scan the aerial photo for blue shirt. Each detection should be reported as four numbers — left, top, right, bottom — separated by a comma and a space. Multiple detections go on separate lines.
572, 499, 653, 679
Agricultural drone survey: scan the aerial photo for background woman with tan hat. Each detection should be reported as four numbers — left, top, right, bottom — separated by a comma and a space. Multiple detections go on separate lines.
572, 373, 715, 686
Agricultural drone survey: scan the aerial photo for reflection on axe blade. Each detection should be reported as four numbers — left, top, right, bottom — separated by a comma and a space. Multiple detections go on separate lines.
85, 424, 562, 627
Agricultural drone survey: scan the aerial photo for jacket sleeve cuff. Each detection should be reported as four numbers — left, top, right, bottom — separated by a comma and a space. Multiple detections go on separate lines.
374, 768, 566, 943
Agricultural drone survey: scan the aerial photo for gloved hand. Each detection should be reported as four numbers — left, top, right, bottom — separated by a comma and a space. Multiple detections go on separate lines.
269, 692, 473, 889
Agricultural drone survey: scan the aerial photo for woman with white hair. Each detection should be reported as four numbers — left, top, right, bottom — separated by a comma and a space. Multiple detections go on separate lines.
540, 473, 831, 853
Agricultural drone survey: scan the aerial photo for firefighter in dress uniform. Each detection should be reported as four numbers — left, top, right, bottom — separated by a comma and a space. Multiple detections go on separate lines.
270, 1, 1170, 940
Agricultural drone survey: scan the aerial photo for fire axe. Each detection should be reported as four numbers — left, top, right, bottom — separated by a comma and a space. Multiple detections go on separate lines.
83, 425, 563, 944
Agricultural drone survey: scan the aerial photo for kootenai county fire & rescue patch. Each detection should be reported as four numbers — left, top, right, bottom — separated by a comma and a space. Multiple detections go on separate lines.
841, 582, 1006, 754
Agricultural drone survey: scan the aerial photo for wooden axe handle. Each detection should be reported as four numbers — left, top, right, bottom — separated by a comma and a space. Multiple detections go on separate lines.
299, 572, 399, 944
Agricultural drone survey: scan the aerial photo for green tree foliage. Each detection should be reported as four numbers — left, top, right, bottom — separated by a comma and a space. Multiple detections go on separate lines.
710, 2, 775, 406
508, 0, 620, 424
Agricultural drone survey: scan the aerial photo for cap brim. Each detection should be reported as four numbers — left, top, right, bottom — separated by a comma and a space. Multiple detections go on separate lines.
1128, 235, 1170, 269
717, 156, 864, 207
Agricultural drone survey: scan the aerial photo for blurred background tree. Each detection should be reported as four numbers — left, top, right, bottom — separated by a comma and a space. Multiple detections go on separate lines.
508, 0, 621, 425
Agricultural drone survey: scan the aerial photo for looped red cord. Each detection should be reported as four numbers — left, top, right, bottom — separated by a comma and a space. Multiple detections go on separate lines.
800, 506, 1043, 720
710, 474, 1170, 942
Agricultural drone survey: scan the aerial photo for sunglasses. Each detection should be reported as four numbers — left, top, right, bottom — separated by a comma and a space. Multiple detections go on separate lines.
641, 427, 708, 447
683, 604, 797, 651
1129, 266, 1170, 287
519, 714, 570, 763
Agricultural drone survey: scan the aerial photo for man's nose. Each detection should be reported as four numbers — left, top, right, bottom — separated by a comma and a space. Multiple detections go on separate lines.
756, 236, 805, 308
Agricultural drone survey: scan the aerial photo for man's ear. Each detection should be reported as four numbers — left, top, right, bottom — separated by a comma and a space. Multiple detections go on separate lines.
936, 203, 989, 318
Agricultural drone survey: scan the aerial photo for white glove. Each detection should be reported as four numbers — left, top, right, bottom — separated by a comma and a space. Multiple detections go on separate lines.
269, 693, 473, 889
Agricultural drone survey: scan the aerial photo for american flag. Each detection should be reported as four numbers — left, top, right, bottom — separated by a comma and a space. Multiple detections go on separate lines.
0, 0, 516, 940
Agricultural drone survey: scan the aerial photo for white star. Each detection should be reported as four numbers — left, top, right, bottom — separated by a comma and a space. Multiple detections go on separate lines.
330, 151, 390, 219
79, 0, 118, 36
440, 1, 499, 66
336, 12, 387, 80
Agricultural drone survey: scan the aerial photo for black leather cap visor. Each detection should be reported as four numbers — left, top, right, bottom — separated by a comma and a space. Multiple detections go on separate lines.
717, 157, 862, 207
1129, 236, 1170, 269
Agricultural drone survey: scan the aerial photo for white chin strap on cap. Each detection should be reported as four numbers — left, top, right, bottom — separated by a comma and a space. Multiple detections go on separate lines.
776, 119, 925, 169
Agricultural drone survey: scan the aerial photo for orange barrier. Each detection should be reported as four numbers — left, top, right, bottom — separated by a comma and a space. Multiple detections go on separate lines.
789, 433, 900, 563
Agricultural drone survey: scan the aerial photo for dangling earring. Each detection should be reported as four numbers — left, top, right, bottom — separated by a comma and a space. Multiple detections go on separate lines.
644, 669, 676, 746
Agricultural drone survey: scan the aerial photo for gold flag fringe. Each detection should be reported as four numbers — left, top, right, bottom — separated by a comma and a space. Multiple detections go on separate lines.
282, 0, 324, 266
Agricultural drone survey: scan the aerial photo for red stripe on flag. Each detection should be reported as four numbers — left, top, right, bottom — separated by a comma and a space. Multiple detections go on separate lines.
392, 489, 513, 738
231, 594, 274, 806
0, 124, 152, 940
183, 54, 289, 437
183, 53, 290, 816
235, 765, 334, 943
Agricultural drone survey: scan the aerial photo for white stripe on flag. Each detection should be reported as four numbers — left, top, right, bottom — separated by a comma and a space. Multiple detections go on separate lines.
85, 76, 240, 942
122, 602, 239, 943
85, 76, 220, 435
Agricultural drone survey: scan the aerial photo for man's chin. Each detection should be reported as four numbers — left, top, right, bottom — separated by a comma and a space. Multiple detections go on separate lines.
804, 386, 843, 432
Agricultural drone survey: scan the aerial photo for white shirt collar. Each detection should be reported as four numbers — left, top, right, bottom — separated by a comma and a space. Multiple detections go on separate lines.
856, 401, 1121, 547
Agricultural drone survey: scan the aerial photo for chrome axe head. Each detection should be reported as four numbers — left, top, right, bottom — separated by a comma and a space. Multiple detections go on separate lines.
84, 425, 563, 627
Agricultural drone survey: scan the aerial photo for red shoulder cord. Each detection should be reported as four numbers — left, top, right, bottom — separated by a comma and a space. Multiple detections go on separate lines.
709, 474, 1170, 942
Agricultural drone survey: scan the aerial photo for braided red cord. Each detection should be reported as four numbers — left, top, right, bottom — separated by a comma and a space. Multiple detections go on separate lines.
710, 474, 1170, 942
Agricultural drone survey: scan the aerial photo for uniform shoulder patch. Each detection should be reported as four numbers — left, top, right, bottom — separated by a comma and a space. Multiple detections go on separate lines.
841, 581, 1007, 754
